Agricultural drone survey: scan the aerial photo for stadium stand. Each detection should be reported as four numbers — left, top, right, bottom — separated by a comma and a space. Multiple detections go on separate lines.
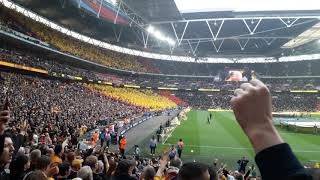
88, 84, 177, 111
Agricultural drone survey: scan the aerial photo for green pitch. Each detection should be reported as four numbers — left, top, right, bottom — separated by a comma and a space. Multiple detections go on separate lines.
158, 110, 320, 170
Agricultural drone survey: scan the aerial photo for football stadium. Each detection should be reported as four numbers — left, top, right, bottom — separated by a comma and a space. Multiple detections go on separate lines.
0, 0, 320, 179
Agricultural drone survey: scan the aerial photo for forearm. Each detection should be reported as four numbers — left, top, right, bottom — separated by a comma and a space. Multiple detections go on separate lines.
246, 122, 284, 154
155, 167, 165, 178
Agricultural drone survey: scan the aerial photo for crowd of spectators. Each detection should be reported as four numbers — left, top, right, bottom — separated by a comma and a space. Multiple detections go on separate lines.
0, 48, 98, 80
174, 91, 319, 112
1, 47, 318, 92
0, 72, 148, 147
0, 77, 317, 180
0, 5, 153, 73
88, 84, 177, 111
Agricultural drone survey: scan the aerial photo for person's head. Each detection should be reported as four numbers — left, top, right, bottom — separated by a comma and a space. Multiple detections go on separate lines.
10, 154, 30, 173
114, 159, 135, 176
97, 160, 104, 174
24, 170, 48, 180
207, 166, 218, 180
37, 155, 59, 177
152, 136, 155, 140
178, 162, 210, 180
0, 110, 9, 135
54, 144, 63, 156
179, 139, 182, 142
233, 171, 244, 180
67, 152, 75, 164
84, 155, 98, 172
58, 162, 71, 177
0, 135, 15, 166
141, 165, 155, 180
77, 166, 93, 180
37, 155, 51, 171
30, 149, 41, 164
170, 158, 182, 169
72, 159, 84, 171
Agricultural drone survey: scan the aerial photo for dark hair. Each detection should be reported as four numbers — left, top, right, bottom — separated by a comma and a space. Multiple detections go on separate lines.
143, 166, 155, 180
54, 144, 62, 155
208, 165, 218, 180
170, 158, 182, 169
114, 160, 134, 176
179, 139, 182, 141
24, 170, 47, 180
58, 162, 70, 176
37, 155, 51, 170
10, 155, 29, 179
178, 162, 208, 180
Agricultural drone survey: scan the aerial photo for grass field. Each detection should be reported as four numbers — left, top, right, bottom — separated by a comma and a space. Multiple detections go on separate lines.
157, 110, 320, 170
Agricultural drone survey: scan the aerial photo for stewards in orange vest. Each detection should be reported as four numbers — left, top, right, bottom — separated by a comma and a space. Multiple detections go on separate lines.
119, 136, 127, 158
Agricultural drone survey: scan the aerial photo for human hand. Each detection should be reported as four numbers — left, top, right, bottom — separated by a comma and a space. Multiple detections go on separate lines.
159, 155, 168, 170
231, 79, 283, 153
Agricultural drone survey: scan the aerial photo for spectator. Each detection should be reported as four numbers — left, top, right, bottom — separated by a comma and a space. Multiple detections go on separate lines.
113, 159, 136, 180
9, 154, 29, 180
29, 149, 41, 171
69, 159, 83, 179
57, 162, 71, 180
178, 162, 210, 180
51, 144, 63, 166
140, 165, 155, 180
23, 170, 48, 180
84, 155, 103, 180
231, 79, 312, 179
77, 166, 93, 180
0, 135, 15, 179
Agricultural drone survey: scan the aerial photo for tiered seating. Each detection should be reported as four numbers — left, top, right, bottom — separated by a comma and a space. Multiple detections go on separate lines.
88, 84, 177, 111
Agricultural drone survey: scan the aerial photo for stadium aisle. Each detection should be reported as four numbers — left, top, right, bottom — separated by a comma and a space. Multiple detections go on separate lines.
109, 110, 180, 152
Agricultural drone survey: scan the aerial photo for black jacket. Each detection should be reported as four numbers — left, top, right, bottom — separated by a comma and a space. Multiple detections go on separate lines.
255, 143, 312, 180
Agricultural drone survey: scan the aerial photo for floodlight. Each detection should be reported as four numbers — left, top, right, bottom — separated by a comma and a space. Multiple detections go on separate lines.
166, 38, 176, 46
147, 25, 155, 33
154, 31, 166, 41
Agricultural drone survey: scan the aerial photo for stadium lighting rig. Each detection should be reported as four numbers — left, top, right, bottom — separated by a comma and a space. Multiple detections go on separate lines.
147, 25, 176, 46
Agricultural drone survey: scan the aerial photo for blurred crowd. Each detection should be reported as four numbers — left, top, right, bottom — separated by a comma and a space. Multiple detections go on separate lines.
1, 47, 319, 92
88, 84, 177, 111
0, 72, 148, 147
174, 91, 319, 112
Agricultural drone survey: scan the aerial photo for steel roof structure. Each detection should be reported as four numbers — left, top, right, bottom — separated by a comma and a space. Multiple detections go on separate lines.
9, 0, 320, 58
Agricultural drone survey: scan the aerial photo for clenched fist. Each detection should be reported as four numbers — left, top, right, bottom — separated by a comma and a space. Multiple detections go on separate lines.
231, 79, 283, 153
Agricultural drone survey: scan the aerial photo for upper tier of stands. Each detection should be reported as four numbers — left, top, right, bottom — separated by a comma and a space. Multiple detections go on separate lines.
1, 5, 320, 77
0, 48, 319, 91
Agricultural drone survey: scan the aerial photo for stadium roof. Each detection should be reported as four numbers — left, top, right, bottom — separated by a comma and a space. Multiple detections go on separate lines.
9, 0, 320, 58
174, 0, 320, 13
